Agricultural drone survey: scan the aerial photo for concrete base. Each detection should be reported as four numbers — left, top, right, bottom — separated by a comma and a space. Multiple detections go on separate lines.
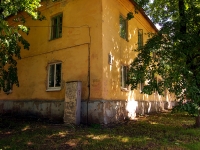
0, 99, 176, 124
0, 100, 64, 122
81, 100, 176, 124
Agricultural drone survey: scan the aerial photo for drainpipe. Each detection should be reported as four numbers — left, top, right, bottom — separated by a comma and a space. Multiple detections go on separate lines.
87, 27, 91, 125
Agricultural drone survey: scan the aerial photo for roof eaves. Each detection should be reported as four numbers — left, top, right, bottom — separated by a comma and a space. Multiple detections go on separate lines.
129, 0, 158, 32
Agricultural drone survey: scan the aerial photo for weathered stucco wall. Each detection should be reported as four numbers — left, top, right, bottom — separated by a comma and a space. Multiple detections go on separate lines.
0, 100, 64, 121
0, 0, 175, 124
0, 0, 106, 123
0, 99, 176, 124
1, 0, 103, 101
81, 99, 176, 124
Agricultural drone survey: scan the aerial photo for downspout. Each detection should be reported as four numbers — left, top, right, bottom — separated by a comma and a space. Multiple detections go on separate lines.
87, 26, 91, 125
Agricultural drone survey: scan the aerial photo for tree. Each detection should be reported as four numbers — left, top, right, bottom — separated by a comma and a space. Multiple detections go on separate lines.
128, 0, 200, 126
0, 0, 47, 93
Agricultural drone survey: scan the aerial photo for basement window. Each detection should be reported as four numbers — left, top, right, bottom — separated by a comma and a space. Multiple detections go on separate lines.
47, 62, 62, 91
51, 13, 63, 40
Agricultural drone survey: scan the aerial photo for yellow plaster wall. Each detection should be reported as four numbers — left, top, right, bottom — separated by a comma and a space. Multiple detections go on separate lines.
102, 0, 166, 102
0, 0, 103, 100
1, 0, 170, 104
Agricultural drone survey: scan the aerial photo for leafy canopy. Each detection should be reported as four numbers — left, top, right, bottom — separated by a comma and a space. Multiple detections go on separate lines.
0, 0, 45, 93
128, 0, 200, 116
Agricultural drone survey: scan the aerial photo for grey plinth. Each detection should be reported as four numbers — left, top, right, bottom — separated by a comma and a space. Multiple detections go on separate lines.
64, 81, 82, 125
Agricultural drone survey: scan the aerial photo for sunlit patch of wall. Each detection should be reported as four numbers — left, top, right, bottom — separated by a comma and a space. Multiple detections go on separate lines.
102, 0, 157, 101
126, 91, 138, 119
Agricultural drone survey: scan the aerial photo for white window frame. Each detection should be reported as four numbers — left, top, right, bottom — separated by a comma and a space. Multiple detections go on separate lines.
46, 62, 62, 91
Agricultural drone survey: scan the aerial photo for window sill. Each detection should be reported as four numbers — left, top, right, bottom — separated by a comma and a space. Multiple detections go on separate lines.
120, 36, 129, 42
4, 90, 12, 94
49, 36, 62, 41
46, 88, 61, 92
121, 87, 130, 92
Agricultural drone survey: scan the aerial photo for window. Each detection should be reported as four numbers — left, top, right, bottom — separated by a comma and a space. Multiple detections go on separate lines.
140, 82, 144, 93
51, 14, 63, 39
119, 15, 128, 40
47, 62, 62, 90
138, 29, 143, 49
121, 65, 128, 88
2, 81, 12, 94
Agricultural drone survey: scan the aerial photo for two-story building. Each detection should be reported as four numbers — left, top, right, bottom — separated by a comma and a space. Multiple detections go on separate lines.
0, 0, 174, 124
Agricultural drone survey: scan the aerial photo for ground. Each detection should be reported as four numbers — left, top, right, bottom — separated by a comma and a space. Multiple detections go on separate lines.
0, 112, 200, 150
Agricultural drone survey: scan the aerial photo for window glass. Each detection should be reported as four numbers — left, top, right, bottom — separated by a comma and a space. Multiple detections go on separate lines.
138, 29, 143, 49
49, 64, 55, 87
59, 15, 62, 37
47, 63, 62, 90
121, 65, 128, 88
120, 15, 127, 40
51, 14, 63, 39
140, 82, 144, 93
55, 63, 61, 87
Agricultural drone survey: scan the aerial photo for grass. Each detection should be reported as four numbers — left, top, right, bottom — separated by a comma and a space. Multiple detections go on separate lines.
0, 112, 200, 150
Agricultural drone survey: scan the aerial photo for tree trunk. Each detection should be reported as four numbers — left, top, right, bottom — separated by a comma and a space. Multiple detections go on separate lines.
195, 116, 200, 127
179, 0, 186, 34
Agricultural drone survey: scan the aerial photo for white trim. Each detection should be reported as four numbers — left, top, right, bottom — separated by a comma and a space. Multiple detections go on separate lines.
46, 88, 61, 92
121, 87, 129, 92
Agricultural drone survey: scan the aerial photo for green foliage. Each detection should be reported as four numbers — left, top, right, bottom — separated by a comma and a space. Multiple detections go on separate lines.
0, 0, 45, 93
127, 12, 134, 20
128, 0, 200, 116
